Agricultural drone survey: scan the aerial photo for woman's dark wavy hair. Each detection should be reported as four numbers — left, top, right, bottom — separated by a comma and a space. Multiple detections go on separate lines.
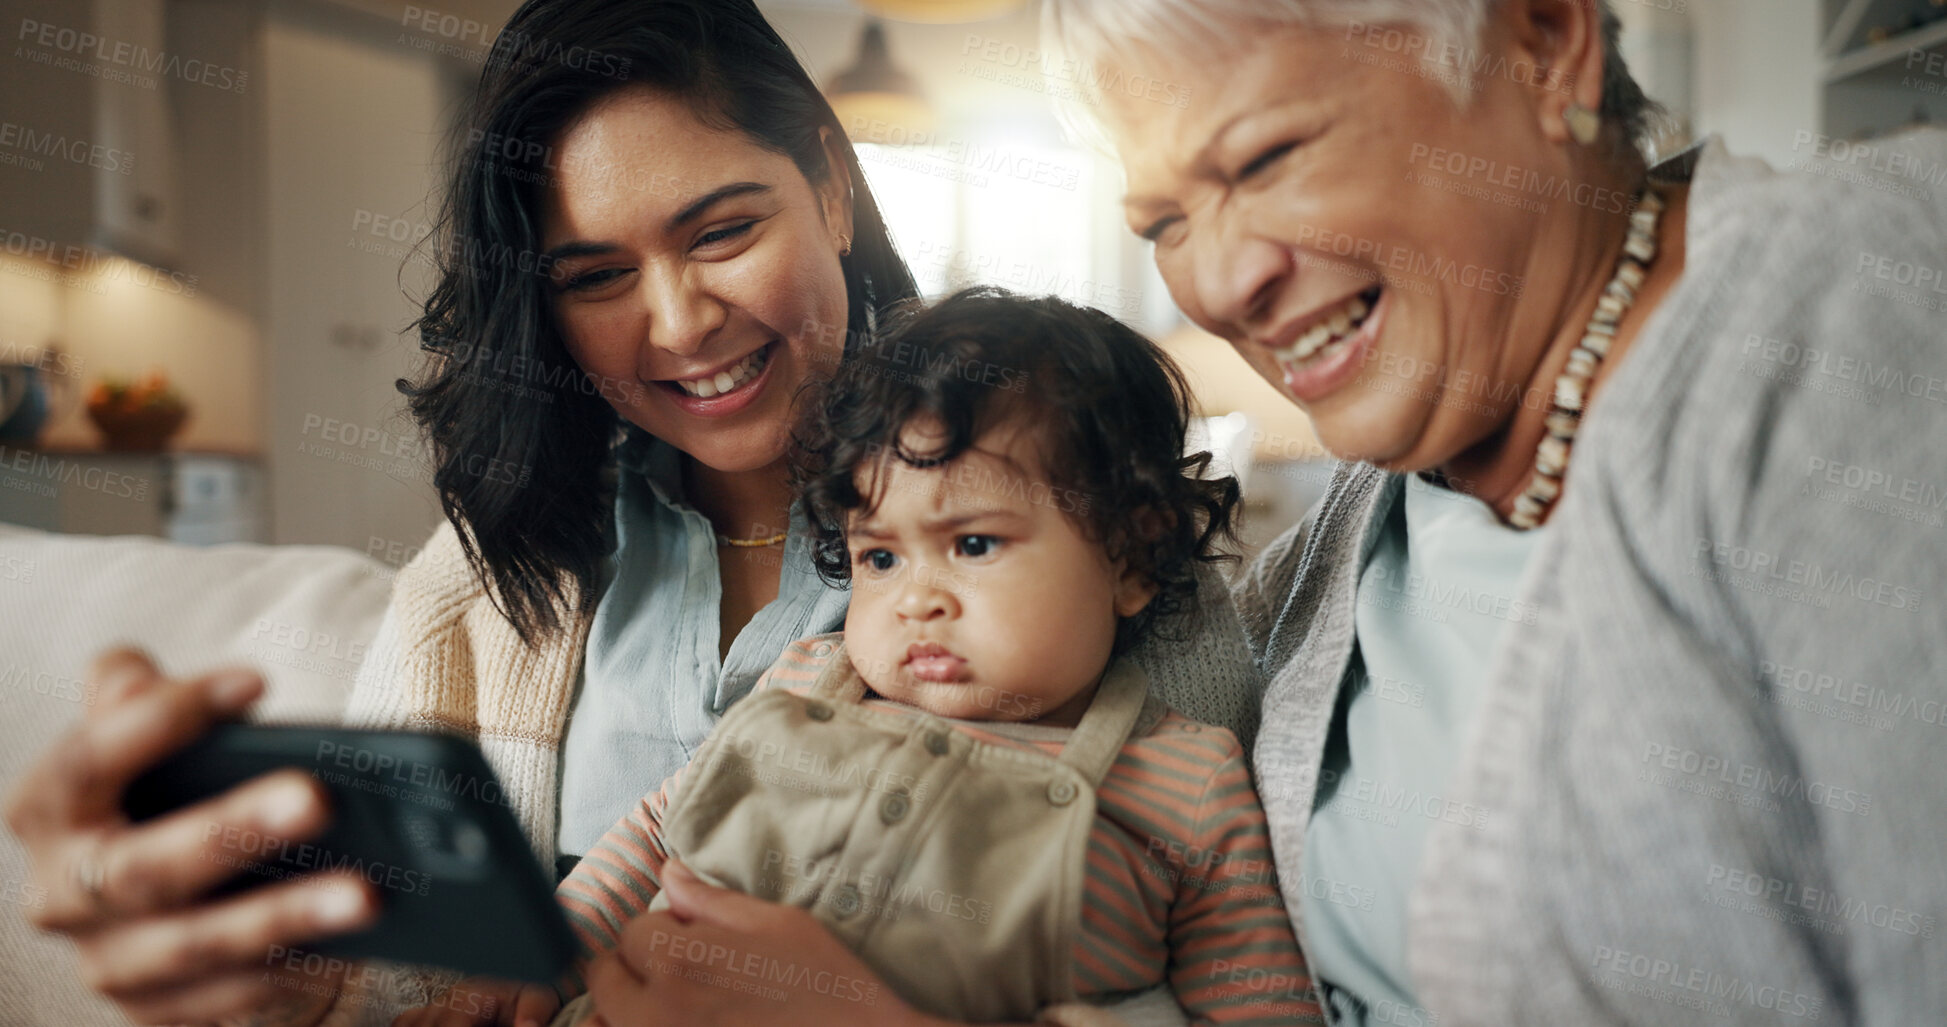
795, 287, 1240, 654
403, 0, 917, 647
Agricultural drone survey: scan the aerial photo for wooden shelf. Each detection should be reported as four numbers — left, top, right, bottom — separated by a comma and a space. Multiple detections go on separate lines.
0, 441, 264, 460
1825, 0, 1877, 55
1826, 15, 1947, 82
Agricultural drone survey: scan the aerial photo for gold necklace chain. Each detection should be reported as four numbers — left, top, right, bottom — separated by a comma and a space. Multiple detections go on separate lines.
716, 530, 789, 548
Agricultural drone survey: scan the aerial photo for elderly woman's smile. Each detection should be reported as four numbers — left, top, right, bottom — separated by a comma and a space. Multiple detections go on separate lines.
1259, 282, 1383, 401
1098, 16, 1663, 486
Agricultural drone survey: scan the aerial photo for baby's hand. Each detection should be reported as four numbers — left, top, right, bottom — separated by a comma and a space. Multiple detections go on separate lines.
390, 976, 562, 1027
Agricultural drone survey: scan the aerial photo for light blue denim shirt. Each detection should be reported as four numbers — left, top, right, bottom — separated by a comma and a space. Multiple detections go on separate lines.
556, 430, 849, 858
1303, 474, 1541, 1027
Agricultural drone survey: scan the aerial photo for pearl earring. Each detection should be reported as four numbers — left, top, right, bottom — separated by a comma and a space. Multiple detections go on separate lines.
1565, 104, 1601, 146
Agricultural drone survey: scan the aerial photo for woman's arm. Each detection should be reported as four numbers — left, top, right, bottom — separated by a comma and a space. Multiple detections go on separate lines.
1131, 562, 1265, 751
1226, 492, 1331, 677
1444, 161, 1947, 1024
581, 861, 1033, 1027
342, 597, 407, 731
582, 863, 1202, 1026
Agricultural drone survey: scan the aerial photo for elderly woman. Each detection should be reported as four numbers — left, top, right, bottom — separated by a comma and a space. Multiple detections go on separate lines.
0, 2, 1262, 1025
1036, 0, 1946, 1025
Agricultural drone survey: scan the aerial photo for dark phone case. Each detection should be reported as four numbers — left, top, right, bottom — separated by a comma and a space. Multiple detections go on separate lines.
122, 725, 578, 983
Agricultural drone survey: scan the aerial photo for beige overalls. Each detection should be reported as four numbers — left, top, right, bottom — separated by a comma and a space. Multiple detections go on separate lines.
552, 638, 1156, 1024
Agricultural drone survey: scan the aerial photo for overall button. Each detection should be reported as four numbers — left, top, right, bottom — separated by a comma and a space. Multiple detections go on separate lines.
1047, 779, 1079, 806
880, 791, 911, 824
924, 731, 950, 756
804, 701, 834, 722
831, 883, 863, 918
812, 641, 835, 657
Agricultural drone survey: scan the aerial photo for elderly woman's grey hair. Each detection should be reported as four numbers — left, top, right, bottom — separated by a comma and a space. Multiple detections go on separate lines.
1043, 0, 1656, 164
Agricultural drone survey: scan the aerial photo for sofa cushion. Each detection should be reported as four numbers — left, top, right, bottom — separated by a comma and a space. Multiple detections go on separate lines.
0, 523, 394, 1024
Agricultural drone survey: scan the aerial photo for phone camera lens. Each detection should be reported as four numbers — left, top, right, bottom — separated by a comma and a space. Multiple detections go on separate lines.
398, 810, 490, 869
452, 820, 488, 864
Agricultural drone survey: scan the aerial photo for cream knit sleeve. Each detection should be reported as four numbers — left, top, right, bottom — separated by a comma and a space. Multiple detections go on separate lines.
343, 596, 405, 730
320, 530, 474, 1026
318, 594, 468, 1025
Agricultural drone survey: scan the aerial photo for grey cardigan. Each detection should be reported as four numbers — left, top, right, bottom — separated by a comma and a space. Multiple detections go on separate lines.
1242, 134, 1947, 1026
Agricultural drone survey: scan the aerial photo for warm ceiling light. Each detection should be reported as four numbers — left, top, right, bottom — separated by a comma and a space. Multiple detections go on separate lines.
857, 0, 1029, 23
826, 19, 936, 143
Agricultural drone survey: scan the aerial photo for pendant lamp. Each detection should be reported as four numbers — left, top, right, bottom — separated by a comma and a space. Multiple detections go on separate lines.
857, 0, 1028, 23
826, 19, 935, 143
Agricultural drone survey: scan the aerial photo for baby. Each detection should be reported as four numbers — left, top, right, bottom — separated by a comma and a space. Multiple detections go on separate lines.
420, 288, 1317, 1026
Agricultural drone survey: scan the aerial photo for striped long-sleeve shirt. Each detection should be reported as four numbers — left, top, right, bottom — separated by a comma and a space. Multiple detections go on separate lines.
558, 634, 1320, 1025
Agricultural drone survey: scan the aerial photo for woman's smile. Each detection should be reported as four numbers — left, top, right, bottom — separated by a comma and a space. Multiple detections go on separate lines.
541, 85, 855, 475
659, 338, 779, 417
1259, 284, 1387, 403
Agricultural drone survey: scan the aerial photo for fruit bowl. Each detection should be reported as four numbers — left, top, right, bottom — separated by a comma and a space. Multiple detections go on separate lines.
86, 373, 190, 452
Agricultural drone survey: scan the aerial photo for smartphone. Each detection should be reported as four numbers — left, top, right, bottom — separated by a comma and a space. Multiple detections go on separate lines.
122, 724, 578, 983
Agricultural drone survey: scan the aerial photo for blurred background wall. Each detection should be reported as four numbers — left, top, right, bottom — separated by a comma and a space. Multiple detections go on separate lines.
0, 0, 1934, 558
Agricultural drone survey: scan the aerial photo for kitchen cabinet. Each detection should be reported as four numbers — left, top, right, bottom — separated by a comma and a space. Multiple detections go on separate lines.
1, 0, 186, 268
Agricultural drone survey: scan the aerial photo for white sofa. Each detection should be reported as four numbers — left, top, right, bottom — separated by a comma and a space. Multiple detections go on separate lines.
0, 522, 396, 1025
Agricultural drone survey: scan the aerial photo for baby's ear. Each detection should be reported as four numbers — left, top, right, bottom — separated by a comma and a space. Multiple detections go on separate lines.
1113, 566, 1160, 619
1112, 506, 1172, 617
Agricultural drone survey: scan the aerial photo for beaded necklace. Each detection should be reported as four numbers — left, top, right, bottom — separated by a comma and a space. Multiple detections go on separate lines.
1508, 185, 1666, 530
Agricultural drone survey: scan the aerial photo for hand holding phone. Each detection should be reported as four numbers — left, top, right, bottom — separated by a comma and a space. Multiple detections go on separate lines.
123, 725, 578, 983
3, 654, 368, 1026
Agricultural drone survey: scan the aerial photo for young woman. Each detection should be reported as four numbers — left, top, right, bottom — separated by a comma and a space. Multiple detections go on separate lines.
4, 2, 1260, 1025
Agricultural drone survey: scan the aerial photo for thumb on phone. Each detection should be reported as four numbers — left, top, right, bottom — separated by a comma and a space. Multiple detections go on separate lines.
511, 982, 561, 1027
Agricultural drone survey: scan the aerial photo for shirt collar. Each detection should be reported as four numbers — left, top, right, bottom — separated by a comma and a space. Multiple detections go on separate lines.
613, 425, 689, 512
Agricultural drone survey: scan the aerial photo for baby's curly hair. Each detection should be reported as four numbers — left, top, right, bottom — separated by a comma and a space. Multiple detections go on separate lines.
793, 286, 1240, 653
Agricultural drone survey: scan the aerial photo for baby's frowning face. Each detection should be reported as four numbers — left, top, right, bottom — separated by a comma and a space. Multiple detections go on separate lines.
840, 419, 1155, 727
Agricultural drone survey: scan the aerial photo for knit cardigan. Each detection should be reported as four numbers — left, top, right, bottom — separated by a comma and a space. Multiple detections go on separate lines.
318, 522, 590, 1026
342, 520, 590, 866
